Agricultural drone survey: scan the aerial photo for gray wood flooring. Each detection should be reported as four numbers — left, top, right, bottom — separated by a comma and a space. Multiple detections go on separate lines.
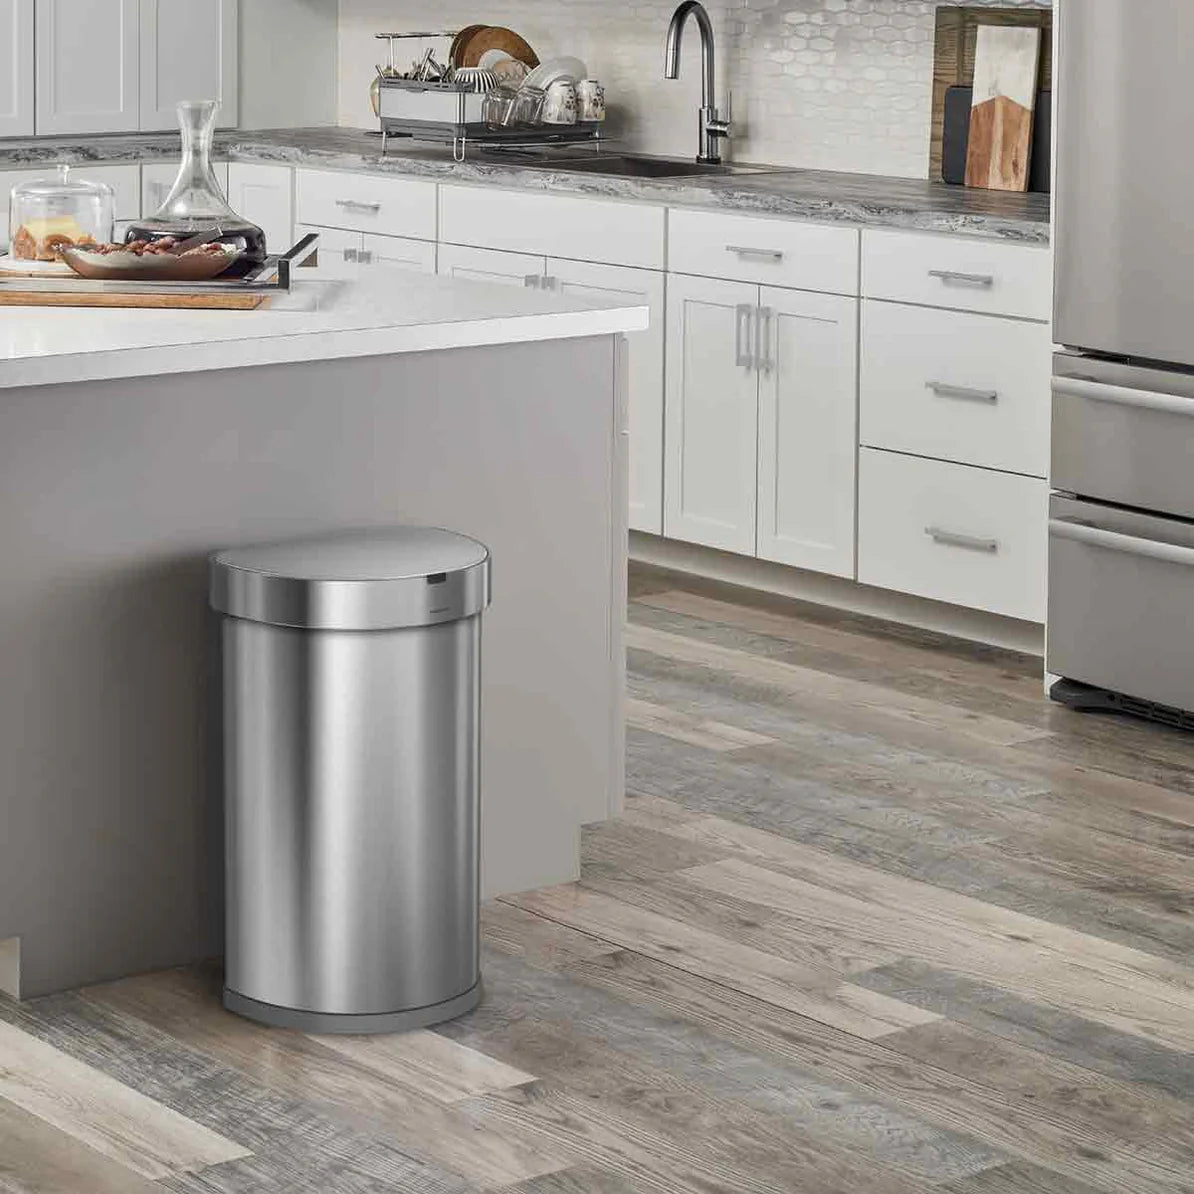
2, 563, 1192, 1192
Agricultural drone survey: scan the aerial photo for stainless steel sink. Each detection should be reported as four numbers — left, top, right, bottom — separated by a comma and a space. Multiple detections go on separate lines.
507, 153, 776, 179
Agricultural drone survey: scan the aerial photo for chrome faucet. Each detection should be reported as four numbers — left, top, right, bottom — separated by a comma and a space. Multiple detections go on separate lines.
664, 0, 731, 163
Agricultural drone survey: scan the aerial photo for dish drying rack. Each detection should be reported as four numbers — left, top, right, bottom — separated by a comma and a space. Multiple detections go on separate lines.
374, 31, 603, 162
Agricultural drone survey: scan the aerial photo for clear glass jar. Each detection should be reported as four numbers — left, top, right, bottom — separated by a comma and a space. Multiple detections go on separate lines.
9, 164, 114, 261
123, 99, 268, 271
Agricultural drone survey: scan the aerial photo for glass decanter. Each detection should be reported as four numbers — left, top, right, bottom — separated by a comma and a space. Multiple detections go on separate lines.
124, 100, 268, 272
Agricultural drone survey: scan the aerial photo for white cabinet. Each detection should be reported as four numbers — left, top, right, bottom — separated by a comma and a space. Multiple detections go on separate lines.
295, 223, 362, 279
296, 169, 437, 241
665, 271, 860, 569
141, 159, 229, 216
35, 0, 139, 134
226, 163, 293, 255
437, 243, 544, 287
664, 273, 760, 555
757, 286, 859, 578
0, 0, 34, 137
548, 259, 666, 536
139, 0, 238, 130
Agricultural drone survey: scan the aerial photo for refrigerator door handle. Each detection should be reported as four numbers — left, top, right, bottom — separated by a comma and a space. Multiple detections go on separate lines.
1051, 518, 1194, 568
1053, 376, 1194, 417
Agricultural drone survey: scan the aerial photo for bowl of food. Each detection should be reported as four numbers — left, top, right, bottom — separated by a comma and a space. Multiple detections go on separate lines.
61, 236, 242, 282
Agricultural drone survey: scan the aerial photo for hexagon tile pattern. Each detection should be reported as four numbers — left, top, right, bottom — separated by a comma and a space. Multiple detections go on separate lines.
340, 0, 1051, 179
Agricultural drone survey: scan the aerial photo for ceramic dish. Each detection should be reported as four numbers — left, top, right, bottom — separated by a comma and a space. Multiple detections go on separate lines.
61, 244, 242, 282
523, 56, 588, 91
458, 26, 539, 70
451, 67, 499, 93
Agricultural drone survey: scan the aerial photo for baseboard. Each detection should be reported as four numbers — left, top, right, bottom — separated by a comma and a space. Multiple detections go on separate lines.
0, 937, 19, 1000
630, 532, 1045, 656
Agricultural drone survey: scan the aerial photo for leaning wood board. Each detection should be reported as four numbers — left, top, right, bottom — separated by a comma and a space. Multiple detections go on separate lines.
0, 290, 268, 309
931, 5, 1052, 183
965, 24, 1042, 191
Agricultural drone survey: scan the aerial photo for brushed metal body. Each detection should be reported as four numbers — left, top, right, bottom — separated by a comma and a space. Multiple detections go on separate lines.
1054, 1, 1194, 366
223, 613, 481, 1026
664, 0, 730, 164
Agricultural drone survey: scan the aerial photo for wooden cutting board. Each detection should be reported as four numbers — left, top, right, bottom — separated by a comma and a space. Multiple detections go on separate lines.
965, 24, 1042, 191
0, 290, 268, 309
930, 5, 1052, 183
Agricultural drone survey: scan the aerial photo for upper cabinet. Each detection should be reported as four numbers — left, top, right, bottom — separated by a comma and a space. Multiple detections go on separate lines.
29, 0, 238, 136
0, 0, 34, 137
139, 0, 238, 130
35, 0, 139, 134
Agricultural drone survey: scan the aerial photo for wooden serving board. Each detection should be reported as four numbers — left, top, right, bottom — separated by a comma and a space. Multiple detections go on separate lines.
0, 290, 269, 310
931, 5, 1052, 182
965, 24, 1042, 191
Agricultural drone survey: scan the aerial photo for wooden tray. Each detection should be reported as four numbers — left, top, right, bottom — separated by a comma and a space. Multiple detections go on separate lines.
0, 289, 268, 310
931, 6, 1052, 183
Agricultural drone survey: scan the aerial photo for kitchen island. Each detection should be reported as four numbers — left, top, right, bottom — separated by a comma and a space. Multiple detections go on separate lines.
0, 270, 646, 998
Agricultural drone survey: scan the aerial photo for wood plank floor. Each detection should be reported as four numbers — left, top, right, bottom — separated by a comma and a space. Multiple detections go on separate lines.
2, 562, 1192, 1193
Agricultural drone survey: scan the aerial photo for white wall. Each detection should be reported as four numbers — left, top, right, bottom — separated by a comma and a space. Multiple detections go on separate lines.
338, 0, 1050, 178
241, 0, 339, 128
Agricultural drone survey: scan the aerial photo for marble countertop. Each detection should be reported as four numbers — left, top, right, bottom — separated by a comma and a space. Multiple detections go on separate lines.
0, 269, 648, 390
0, 127, 1051, 244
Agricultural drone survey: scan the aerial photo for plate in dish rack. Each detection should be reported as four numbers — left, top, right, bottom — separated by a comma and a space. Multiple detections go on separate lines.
524, 57, 589, 90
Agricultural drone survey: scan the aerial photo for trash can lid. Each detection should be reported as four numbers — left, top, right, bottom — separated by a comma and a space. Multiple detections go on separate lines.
209, 527, 490, 630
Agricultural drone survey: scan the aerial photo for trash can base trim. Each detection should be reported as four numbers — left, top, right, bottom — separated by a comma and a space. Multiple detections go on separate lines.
223, 980, 482, 1035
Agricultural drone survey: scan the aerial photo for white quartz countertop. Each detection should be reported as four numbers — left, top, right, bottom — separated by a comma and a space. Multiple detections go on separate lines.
0, 271, 649, 390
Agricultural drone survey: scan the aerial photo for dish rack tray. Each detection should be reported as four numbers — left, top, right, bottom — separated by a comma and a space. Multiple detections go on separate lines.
377, 78, 602, 161
0, 234, 320, 306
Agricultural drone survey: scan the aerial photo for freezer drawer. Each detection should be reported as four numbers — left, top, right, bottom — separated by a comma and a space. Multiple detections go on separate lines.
1052, 354, 1194, 520
1048, 496, 1194, 713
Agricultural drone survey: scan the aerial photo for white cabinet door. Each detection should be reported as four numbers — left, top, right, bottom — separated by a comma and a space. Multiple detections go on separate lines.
35, 0, 139, 134
139, 0, 238, 130
142, 159, 229, 216
437, 243, 544, 287
0, 0, 33, 137
226, 163, 293, 256
548, 258, 665, 536
363, 232, 436, 275
664, 273, 760, 555
756, 287, 859, 579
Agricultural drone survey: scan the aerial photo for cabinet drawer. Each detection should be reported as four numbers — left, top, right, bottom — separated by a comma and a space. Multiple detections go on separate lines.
296, 169, 436, 240
861, 302, 1051, 477
439, 184, 664, 270
862, 229, 1052, 320
858, 449, 1047, 623
669, 208, 859, 296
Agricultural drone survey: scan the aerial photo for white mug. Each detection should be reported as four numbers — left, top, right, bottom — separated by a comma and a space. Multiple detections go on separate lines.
577, 79, 605, 122
541, 79, 578, 125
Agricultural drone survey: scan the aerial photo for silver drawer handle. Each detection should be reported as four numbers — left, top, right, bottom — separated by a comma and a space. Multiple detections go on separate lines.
335, 199, 382, 212
1053, 376, 1194, 417
343, 248, 357, 263
928, 269, 995, 288
925, 526, 1000, 554
727, 245, 785, 262
1051, 519, 1194, 568
523, 273, 541, 289
926, 380, 999, 404
735, 303, 755, 369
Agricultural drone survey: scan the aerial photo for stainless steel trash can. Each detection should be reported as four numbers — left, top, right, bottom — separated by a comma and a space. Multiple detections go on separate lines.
209, 527, 490, 1034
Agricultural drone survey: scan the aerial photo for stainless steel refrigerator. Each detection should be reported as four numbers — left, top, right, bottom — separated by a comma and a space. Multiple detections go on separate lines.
1050, 0, 1194, 724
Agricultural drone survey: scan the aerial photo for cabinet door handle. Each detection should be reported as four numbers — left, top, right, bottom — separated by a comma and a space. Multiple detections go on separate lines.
343, 248, 358, 263
524, 273, 541, 289
358, 249, 374, 265
727, 245, 784, 263
542, 275, 560, 291
926, 380, 999, 404
925, 526, 1000, 554
928, 269, 995, 289
756, 305, 774, 374
335, 199, 382, 212
735, 303, 755, 369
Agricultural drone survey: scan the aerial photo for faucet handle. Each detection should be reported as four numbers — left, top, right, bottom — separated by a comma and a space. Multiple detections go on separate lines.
708, 88, 732, 136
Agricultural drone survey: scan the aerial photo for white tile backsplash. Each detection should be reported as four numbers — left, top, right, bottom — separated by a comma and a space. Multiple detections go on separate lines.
339, 0, 1050, 178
